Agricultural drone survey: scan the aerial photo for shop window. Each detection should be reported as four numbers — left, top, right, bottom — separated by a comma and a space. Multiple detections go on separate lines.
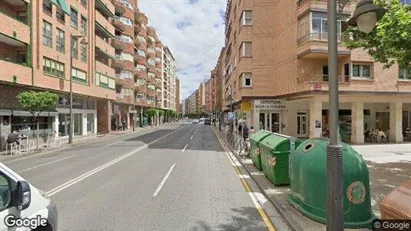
11, 116, 53, 138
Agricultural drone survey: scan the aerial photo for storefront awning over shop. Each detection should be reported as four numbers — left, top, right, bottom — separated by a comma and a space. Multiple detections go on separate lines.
0, 110, 58, 117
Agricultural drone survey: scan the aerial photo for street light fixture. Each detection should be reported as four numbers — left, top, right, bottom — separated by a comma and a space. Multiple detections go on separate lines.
326, 0, 386, 230
69, 34, 87, 144
348, 0, 387, 34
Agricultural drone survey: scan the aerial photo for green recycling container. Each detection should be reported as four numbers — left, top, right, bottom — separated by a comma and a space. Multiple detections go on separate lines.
249, 130, 272, 171
259, 133, 301, 186
287, 138, 373, 228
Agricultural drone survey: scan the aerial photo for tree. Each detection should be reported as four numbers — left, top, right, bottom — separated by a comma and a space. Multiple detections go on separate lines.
344, 0, 411, 69
158, 109, 164, 125
17, 91, 58, 150
146, 108, 157, 125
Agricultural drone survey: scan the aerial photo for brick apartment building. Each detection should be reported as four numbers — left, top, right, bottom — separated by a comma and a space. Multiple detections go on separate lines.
215, 0, 411, 144
175, 77, 180, 112
204, 70, 217, 115
0, 0, 180, 150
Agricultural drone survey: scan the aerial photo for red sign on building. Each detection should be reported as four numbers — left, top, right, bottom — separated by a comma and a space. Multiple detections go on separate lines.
313, 83, 322, 91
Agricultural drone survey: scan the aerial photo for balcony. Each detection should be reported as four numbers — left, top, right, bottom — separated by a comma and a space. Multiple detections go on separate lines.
115, 74, 127, 86
135, 69, 147, 79
0, 12, 30, 44
96, 0, 115, 17
116, 93, 124, 101
134, 84, 147, 92
96, 36, 115, 58
297, 0, 355, 17
297, 33, 351, 59
96, 60, 115, 77
96, 11, 115, 37
112, 0, 126, 15
134, 55, 147, 65
113, 55, 126, 68
0, 59, 31, 85
112, 17, 127, 32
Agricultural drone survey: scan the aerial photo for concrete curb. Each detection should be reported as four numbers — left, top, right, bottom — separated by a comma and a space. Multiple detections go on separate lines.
213, 127, 303, 231
1, 124, 178, 163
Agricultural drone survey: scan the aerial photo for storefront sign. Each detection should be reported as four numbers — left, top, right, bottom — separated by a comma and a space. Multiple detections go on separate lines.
58, 97, 83, 109
240, 101, 251, 112
254, 100, 286, 110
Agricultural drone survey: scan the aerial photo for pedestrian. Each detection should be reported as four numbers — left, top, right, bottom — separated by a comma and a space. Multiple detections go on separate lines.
238, 122, 243, 136
122, 120, 126, 131
7, 131, 21, 146
243, 124, 249, 141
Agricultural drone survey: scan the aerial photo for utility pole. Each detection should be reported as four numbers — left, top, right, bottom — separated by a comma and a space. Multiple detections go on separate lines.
69, 34, 86, 144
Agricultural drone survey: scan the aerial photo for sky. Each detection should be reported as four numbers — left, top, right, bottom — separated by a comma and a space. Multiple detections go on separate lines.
139, 0, 226, 102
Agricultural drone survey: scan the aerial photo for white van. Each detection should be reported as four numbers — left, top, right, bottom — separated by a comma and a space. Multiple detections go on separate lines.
0, 163, 57, 231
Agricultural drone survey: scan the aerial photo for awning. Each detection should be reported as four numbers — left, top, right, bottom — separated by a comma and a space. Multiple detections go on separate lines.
51, 0, 71, 15
0, 110, 58, 117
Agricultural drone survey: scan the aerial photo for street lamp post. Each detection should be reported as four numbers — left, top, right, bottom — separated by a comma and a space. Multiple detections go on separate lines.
326, 0, 386, 230
69, 34, 87, 144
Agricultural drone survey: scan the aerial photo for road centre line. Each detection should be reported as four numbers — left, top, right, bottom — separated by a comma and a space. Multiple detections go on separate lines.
46, 127, 183, 197
17, 155, 76, 173
182, 144, 188, 152
152, 163, 176, 197
212, 129, 276, 231
190, 135, 194, 140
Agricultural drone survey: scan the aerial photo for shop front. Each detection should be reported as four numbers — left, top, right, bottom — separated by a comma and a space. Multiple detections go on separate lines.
55, 96, 97, 137
250, 99, 287, 134
284, 94, 411, 144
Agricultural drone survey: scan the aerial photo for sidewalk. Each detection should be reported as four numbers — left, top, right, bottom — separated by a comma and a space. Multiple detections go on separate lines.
0, 123, 178, 162
214, 126, 371, 231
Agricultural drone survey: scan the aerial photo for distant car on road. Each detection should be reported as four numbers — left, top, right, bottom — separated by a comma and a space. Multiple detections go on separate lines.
204, 118, 211, 125
193, 119, 199, 124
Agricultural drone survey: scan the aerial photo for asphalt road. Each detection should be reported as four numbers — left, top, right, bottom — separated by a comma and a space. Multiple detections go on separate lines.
4, 123, 284, 231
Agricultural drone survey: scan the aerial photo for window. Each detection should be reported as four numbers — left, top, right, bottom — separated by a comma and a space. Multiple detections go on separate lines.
43, 0, 52, 14
96, 72, 115, 89
352, 64, 371, 78
81, 0, 87, 8
56, 29, 65, 53
71, 37, 78, 59
43, 57, 65, 78
81, 43, 87, 62
43, 21, 52, 47
71, 8, 78, 29
81, 16, 87, 35
0, 174, 11, 210
72, 68, 87, 83
17, 11, 27, 24
241, 11, 252, 25
56, 7, 65, 22
137, 49, 146, 56
399, 67, 411, 80
312, 12, 342, 39
322, 65, 329, 81
242, 73, 252, 87
240, 42, 252, 57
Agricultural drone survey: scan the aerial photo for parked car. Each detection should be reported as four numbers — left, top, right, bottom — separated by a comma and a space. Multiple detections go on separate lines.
0, 163, 58, 231
204, 118, 211, 125
193, 119, 199, 124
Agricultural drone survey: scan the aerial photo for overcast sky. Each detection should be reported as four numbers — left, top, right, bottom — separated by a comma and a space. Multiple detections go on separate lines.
139, 0, 226, 102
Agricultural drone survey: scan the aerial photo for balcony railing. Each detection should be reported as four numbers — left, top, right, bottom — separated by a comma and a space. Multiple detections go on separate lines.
301, 74, 351, 83
297, 33, 348, 45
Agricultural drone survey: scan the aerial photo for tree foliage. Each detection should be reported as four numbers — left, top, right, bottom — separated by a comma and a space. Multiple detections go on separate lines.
344, 0, 411, 68
146, 108, 157, 118
17, 91, 58, 116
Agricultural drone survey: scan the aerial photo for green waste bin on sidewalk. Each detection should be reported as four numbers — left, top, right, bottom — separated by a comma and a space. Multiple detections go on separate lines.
287, 138, 373, 228
249, 130, 272, 171
260, 133, 301, 186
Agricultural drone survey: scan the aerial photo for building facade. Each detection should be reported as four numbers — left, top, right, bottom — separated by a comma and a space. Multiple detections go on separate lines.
0, 0, 180, 150
187, 91, 197, 114
176, 77, 180, 112
162, 46, 178, 111
218, 0, 411, 144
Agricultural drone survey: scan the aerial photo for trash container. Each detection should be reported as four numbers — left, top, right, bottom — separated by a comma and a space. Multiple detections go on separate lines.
287, 138, 373, 228
249, 130, 272, 171
380, 179, 411, 220
259, 133, 301, 186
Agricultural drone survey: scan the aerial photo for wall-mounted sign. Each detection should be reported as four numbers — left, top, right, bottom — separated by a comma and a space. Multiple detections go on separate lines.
313, 83, 322, 91
254, 100, 286, 110
58, 97, 83, 109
